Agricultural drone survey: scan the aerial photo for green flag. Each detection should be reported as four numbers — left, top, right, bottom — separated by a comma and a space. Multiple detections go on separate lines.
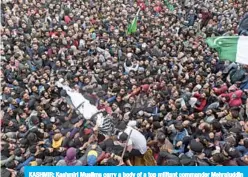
164, 0, 174, 11
206, 36, 248, 65
127, 9, 140, 35
145, 0, 149, 6
127, 17, 138, 34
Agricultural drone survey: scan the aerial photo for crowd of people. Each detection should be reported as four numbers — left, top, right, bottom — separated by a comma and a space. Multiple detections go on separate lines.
1, 0, 248, 175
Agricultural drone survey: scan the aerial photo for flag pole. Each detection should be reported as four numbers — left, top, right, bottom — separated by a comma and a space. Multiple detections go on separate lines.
121, 130, 133, 159
136, 8, 141, 17
131, 8, 140, 26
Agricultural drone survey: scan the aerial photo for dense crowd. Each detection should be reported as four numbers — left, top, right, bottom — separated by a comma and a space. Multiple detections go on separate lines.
1, 0, 248, 176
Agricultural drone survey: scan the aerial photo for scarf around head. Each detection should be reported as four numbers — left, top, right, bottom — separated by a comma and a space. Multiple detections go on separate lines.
65, 147, 77, 166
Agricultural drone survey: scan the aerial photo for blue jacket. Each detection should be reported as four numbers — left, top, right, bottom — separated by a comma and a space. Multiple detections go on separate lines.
173, 128, 188, 146
16, 156, 34, 170
172, 128, 188, 154
236, 145, 248, 156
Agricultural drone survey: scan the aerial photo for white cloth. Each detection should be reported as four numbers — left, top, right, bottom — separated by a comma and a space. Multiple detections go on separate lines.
124, 62, 139, 73
96, 47, 111, 59
127, 120, 137, 128
189, 97, 198, 108
56, 81, 99, 120
124, 126, 147, 154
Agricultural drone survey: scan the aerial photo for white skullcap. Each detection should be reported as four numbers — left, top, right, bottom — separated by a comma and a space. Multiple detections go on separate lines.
127, 53, 132, 58
195, 84, 202, 90
142, 43, 147, 48
59, 78, 64, 83
71, 45, 77, 51
127, 120, 137, 128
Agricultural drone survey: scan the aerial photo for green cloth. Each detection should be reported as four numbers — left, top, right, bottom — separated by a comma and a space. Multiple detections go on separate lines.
145, 0, 149, 5
127, 16, 138, 35
206, 36, 242, 63
164, 0, 174, 11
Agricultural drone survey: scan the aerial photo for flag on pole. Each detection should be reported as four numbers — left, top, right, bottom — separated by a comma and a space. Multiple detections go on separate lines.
145, 0, 149, 6
206, 36, 248, 65
164, 0, 174, 11
127, 8, 141, 35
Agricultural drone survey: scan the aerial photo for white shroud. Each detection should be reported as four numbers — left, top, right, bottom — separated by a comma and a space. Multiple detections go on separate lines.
55, 81, 99, 120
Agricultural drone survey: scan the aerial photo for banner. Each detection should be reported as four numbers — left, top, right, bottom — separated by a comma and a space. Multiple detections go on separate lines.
25, 166, 246, 177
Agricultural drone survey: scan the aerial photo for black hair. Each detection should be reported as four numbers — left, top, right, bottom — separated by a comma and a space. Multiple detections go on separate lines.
126, 60, 132, 67
3, 144, 9, 151
212, 153, 225, 164
1, 168, 11, 177
244, 139, 248, 148
5, 160, 16, 169
106, 158, 119, 166
157, 133, 166, 143
45, 123, 53, 132
14, 148, 22, 157
212, 120, 222, 132
29, 145, 37, 154
175, 122, 183, 131
19, 138, 28, 148
119, 132, 128, 142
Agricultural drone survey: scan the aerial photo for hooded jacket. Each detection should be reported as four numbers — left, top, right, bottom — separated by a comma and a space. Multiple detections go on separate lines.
56, 148, 82, 166
221, 90, 243, 107
193, 93, 207, 111
213, 84, 228, 95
